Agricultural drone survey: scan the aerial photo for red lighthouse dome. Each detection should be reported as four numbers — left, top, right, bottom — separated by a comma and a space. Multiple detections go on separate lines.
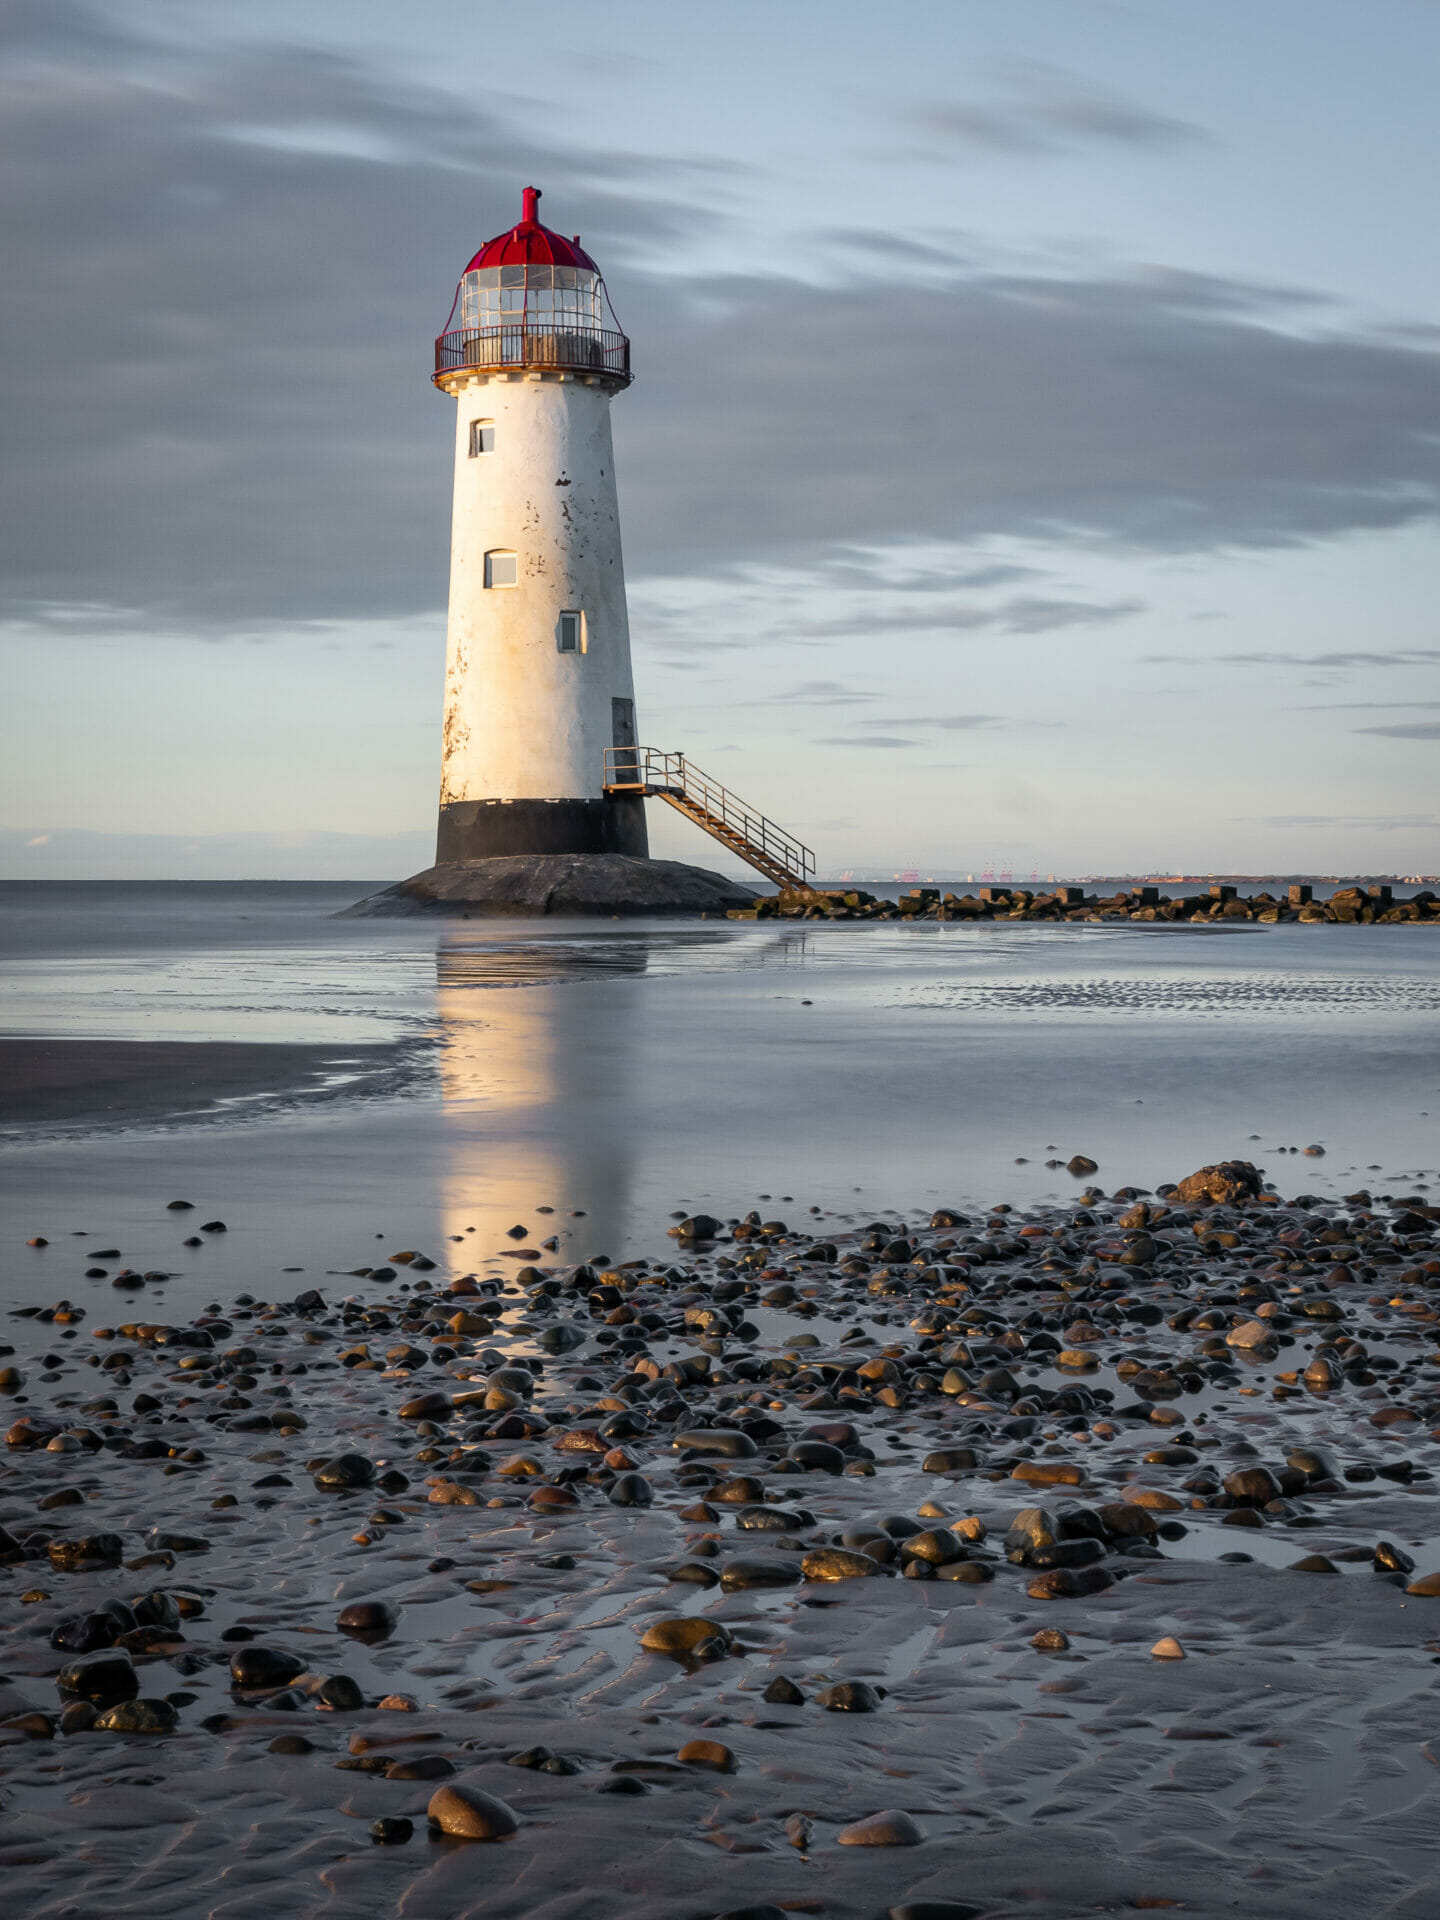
435, 186, 630, 388
464, 186, 600, 275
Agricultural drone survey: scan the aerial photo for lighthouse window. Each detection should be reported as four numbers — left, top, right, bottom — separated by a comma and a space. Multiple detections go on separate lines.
557, 611, 584, 654
468, 420, 495, 457
484, 550, 518, 588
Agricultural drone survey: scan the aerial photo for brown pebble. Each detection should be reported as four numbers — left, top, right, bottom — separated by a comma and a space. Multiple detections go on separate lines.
639, 1617, 733, 1655
427, 1782, 518, 1839
801, 1546, 890, 1581
836, 1808, 924, 1846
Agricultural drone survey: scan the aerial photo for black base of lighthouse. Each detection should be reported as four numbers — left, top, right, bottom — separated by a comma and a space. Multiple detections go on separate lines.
436, 796, 648, 862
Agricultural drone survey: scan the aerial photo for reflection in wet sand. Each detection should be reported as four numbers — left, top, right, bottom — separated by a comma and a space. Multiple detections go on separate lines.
436, 934, 650, 1267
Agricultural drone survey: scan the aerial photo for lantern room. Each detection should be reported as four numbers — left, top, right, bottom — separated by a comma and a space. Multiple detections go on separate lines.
434, 186, 631, 386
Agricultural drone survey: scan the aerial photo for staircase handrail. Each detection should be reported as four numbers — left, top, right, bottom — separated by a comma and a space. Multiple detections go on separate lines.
603, 747, 815, 887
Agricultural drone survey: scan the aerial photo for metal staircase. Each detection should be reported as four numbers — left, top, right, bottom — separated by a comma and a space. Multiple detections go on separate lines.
603, 748, 815, 890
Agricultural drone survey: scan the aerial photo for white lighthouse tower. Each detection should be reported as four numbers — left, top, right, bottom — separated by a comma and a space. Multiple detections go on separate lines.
431, 187, 647, 862
350, 187, 814, 916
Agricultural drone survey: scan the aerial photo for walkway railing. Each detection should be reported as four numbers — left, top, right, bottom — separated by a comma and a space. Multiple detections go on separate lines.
603, 748, 815, 890
435, 324, 631, 382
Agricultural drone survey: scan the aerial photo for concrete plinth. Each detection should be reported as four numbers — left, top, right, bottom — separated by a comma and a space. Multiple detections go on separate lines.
340, 854, 755, 919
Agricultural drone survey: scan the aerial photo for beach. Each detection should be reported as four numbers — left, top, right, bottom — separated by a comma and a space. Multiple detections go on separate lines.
2, 884, 1439, 1917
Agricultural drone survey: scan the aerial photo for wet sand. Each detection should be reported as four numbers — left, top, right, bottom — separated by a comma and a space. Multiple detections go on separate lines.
3, 1167, 1440, 1917
0, 1039, 415, 1131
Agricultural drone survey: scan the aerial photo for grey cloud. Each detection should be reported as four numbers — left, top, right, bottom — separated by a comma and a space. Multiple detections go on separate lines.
906, 91, 1204, 158
5, 7, 1440, 632
768, 681, 878, 705
0, 3, 714, 628
1354, 722, 1440, 739
791, 596, 1141, 640
1248, 813, 1440, 829
816, 735, 920, 749
1224, 650, 1440, 668
816, 557, 1043, 592
1294, 700, 1440, 710
1145, 651, 1440, 669
624, 265, 1440, 574
1001, 597, 1143, 634
858, 713, 1003, 730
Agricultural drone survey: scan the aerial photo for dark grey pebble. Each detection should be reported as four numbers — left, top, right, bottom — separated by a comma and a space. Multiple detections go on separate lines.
228, 1646, 306, 1688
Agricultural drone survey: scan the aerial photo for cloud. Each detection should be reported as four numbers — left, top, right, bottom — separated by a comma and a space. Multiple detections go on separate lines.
792, 596, 1142, 640
1001, 597, 1143, 635
1293, 700, 1440, 710
1354, 722, 1440, 739
5, 7, 1440, 633
1145, 650, 1440, 669
815, 735, 920, 749
857, 713, 1003, 731
903, 69, 1207, 157
767, 680, 879, 705
1245, 813, 1440, 829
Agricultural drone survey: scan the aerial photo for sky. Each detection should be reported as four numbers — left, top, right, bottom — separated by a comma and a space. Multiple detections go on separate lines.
2, 0, 1439, 880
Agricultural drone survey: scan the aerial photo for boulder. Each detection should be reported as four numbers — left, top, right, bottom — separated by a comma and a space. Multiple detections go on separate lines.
1174, 1161, 1264, 1206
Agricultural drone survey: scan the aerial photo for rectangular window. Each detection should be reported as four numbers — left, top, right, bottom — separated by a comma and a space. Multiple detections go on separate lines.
468, 420, 494, 457
484, 550, 517, 588
557, 611, 584, 653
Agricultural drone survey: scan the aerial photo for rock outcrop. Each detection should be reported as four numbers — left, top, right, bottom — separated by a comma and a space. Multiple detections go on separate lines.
341, 854, 754, 919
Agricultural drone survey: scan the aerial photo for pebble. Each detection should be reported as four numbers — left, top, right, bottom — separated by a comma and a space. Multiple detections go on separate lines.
229, 1646, 306, 1688
801, 1546, 891, 1581
720, 1555, 799, 1591
836, 1809, 925, 1846
426, 1783, 519, 1839
640, 1617, 734, 1655
817, 1681, 883, 1712
92, 1697, 177, 1732
3, 1156, 1439, 1917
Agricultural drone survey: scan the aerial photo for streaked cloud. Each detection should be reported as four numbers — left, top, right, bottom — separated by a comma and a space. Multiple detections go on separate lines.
815, 735, 919, 750
1145, 650, 1440, 669
4, 8, 1440, 632
902, 68, 1208, 158
857, 713, 1004, 731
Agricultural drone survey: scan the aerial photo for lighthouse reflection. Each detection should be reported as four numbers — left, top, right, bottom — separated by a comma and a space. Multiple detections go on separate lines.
430, 924, 812, 1268
434, 933, 653, 1267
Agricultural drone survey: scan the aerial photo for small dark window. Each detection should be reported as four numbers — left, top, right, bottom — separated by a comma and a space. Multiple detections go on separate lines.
610, 697, 638, 781
558, 611, 583, 653
469, 420, 495, 456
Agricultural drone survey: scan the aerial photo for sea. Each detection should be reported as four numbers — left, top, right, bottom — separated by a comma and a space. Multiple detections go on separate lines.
1, 879, 1437, 1317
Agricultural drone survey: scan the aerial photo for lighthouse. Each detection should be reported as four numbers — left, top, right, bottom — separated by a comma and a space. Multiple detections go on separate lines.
431, 186, 647, 862
349, 188, 811, 917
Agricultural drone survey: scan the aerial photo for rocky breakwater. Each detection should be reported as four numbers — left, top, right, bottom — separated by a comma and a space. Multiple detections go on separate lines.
4, 1161, 1440, 1916
732, 882, 1440, 925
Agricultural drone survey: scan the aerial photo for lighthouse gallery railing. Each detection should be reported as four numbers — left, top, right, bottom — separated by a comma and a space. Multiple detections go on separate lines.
603, 747, 816, 891
436, 324, 631, 381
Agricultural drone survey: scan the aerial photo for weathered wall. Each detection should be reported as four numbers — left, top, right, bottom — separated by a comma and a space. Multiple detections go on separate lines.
438, 372, 640, 815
